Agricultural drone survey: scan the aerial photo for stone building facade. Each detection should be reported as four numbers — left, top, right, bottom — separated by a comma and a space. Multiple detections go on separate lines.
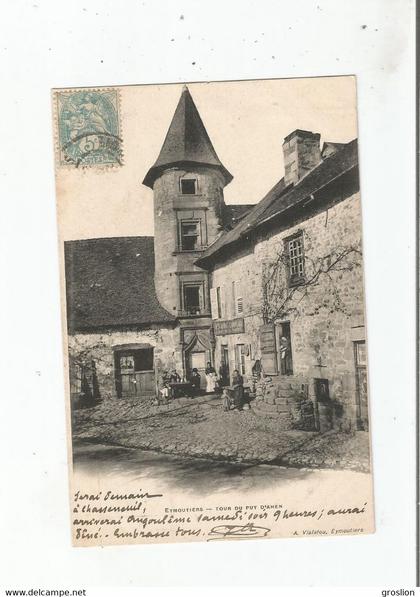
65, 87, 241, 403
197, 133, 367, 431
65, 86, 368, 431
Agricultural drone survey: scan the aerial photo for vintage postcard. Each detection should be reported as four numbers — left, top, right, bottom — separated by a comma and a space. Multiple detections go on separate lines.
53, 76, 374, 547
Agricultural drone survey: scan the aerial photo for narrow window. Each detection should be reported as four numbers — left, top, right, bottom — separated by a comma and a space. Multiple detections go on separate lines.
286, 232, 305, 286
355, 341, 366, 366
180, 178, 197, 195
180, 221, 200, 251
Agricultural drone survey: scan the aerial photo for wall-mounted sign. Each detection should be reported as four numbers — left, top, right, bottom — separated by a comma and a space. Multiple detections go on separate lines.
214, 318, 245, 336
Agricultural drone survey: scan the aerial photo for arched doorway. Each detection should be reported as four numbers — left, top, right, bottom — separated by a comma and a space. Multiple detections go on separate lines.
184, 332, 212, 392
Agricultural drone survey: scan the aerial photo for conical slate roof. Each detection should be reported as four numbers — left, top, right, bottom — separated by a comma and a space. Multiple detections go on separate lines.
143, 86, 233, 188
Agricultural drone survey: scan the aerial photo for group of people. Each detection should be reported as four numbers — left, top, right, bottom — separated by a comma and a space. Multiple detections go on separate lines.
157, 361, 246, 409
158, 369, 182, 400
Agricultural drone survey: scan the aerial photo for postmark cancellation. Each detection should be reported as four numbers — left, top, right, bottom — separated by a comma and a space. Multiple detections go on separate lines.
54, 88, 122, 168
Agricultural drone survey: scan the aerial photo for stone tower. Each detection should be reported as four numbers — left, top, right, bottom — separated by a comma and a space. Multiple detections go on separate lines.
143, 86, 233, 381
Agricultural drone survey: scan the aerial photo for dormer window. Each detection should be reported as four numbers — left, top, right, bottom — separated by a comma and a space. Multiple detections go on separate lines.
180, 178, 197, 195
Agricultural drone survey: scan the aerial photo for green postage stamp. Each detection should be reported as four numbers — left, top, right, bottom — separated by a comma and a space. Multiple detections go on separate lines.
55, 88, 122, 167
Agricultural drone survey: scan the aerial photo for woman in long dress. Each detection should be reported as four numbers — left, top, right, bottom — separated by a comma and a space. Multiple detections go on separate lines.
205, 361, 217, 393
232, 369, 244, 410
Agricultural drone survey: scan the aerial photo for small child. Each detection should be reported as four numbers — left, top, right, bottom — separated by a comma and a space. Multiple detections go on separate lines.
158, 371, 170, 403
222, 388, 232, 412
160, 383, 169, 400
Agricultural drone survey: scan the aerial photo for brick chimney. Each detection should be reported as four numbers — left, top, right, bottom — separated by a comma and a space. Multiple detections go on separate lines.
282, 129, 321, 186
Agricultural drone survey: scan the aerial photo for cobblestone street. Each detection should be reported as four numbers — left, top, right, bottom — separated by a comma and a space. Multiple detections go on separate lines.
72, 395, 370, 472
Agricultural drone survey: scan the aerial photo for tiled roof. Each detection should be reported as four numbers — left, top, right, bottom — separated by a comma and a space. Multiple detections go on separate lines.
321, 141, 347, 159
194, 178, 287, 266
196, 139, 358, 267
143, 86, 233, 188
64, 237, 175, 332
223, 203, 254, 228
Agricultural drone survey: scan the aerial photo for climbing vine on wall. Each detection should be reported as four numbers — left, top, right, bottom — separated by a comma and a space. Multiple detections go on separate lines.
261, 231, 362, 324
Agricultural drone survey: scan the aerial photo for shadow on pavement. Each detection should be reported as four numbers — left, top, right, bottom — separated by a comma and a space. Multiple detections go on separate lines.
73, 442, 316, 496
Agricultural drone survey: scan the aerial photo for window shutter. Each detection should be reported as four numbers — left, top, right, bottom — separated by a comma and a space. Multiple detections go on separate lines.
224, 283, 231, 319
260, 323, 278, 375
237, 297, 244, 315
220, 286, 226, 319
210, 288, 218, 320
236, 279, 243, 315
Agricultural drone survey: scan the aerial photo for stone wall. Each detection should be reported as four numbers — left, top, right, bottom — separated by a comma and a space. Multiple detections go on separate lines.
210, 245, 262, 384
210, 190, 367, 428
153, 166, 226, 314
68, 325, 181, 402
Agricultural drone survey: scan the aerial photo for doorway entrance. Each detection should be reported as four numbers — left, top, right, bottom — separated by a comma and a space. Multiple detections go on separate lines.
276, 322, 293, 375
185, 341, 210, 392
219, 344, 230, 386
114, 347, 155, 399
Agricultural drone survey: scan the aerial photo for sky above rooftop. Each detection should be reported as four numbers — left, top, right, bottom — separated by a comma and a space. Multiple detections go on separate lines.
57, 76, 357, 240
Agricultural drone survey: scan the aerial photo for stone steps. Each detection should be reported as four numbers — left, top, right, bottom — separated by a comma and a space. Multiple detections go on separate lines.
254, 400, 290, 415
252, 403, 293, 428
263, 395, 289, 406
262, 376, 296, 387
